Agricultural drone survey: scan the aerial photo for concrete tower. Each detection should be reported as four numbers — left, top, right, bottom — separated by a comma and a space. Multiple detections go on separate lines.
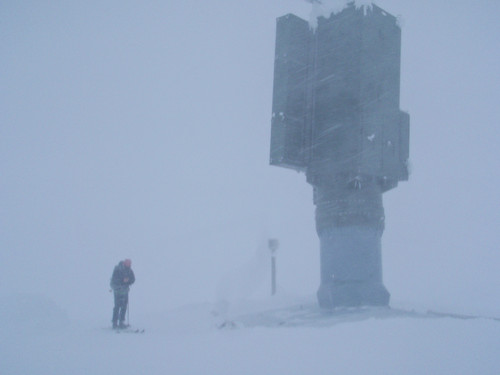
270, 3, 409, 308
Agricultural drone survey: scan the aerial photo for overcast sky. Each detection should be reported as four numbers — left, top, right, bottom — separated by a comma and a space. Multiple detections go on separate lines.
1, 0, 499, 320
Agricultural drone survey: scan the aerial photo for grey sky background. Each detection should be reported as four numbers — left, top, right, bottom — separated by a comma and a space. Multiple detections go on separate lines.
1, 0, 499, 320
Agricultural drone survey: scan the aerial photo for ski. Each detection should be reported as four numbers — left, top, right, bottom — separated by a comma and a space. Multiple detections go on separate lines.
104, 326, 145, 334
115, 327, 145, 334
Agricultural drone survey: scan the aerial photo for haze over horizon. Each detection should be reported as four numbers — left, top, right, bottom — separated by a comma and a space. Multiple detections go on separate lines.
1, 0, 499, 320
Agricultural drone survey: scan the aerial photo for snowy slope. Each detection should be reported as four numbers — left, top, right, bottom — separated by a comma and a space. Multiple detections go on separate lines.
1, 293, 499, 375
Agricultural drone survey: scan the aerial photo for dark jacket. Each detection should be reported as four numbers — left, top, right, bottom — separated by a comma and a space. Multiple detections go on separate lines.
110, 261, 135, 295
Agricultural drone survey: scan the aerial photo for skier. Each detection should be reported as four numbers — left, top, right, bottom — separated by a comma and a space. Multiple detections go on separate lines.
110, 259, 135, 329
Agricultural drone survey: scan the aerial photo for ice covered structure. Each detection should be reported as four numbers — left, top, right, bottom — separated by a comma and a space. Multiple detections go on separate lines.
270, 3, 409, 308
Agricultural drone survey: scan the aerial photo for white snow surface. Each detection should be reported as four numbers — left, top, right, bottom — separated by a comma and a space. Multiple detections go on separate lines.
2, 0, 500, 373
1, 293, 499, 375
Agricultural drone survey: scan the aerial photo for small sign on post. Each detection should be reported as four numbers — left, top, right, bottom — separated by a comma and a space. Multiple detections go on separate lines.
268, 239, 279, 296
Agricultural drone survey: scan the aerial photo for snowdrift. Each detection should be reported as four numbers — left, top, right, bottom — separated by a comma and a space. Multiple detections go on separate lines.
1, 294, 499, 375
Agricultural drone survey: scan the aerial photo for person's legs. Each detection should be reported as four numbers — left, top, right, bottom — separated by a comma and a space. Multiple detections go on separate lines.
112, 293, 121, 328
118, 293, 129, 327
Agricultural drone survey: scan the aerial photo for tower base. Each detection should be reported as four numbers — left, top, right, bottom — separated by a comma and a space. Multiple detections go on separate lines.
317, 281, 390, 309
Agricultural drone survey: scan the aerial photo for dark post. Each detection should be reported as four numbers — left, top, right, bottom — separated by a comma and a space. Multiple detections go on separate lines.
268, 239, 279, 296
270, 4, 409, 308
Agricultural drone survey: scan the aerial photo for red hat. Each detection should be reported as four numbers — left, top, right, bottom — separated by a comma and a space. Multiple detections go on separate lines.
124, 259, 132, 267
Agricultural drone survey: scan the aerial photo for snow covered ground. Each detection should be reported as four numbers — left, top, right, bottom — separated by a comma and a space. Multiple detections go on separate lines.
2, 1, 500, 373
1, 293, 499, 375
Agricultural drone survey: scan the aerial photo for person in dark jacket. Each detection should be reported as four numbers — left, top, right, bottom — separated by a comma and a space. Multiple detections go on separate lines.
110, 259, 135, 329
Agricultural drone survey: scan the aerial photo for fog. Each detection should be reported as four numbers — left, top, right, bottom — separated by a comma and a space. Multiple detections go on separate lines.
1, 0, 499, 322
